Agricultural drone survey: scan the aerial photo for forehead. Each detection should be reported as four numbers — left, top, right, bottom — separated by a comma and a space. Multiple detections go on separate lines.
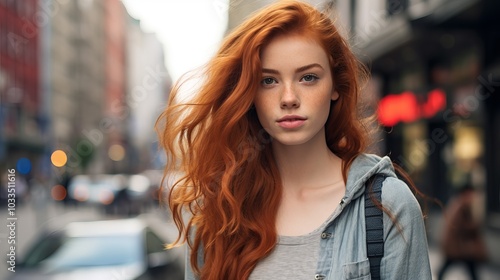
260, 33, 330, 68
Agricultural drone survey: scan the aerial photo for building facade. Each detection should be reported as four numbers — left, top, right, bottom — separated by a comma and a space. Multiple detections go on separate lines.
345, 0, 499, 224
0, 0, 41, 169
44, 0, 107, 175
0, 0, 121, 179
104, 0, 128, 173
126, 14, 170, 172
1, 0, 171, 179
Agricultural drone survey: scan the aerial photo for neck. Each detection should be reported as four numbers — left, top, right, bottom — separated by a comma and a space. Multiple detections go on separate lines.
272, 133, 343, 192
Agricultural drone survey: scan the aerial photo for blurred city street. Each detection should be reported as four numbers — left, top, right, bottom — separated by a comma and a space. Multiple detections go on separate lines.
0, 198, 183, 279
427, 211, 500, 279
1, 0, 500, 279
429, 246, 500, 280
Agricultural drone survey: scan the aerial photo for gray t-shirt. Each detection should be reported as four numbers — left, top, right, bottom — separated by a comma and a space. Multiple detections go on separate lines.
249, 208, 340, 280
249, 231, 321, 280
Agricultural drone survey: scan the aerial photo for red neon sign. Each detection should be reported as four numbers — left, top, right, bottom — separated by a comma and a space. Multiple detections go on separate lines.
378, 89, 446, 126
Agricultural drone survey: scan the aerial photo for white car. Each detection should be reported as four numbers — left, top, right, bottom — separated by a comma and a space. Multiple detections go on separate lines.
9, 218, 184, 280
67, 174, 154, 215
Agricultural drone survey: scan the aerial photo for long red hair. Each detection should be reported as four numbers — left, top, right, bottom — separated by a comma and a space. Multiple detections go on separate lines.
156, 1, 370, 279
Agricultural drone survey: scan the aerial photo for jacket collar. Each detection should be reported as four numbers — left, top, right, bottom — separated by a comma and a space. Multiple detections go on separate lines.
342, 154, 397, 205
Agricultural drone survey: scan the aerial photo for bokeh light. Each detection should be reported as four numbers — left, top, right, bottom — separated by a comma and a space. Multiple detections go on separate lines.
99, 189, 114, 205
108, 144, 125, 161
16, 158, 32, 174
51, 150, 68, 167
51, 185, 67, 201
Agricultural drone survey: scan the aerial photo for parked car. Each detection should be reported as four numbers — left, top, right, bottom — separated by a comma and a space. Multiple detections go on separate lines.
141, 170, 184, 204
125, 174, 155, 214
66, 174, 126, 206
67, 174, 154, 215
139, 169, 165, 203
9, 218, 184, 280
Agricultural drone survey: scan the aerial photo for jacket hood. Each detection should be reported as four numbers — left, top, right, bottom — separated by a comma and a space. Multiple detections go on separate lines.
343, 154, 397, 204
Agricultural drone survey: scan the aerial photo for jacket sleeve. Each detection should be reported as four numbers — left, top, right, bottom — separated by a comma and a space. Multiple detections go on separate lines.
380, 177, 432, 279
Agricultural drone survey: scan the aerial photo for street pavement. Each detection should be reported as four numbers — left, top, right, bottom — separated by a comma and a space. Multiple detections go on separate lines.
426, 211, 500, 280
429, 243, 500, 279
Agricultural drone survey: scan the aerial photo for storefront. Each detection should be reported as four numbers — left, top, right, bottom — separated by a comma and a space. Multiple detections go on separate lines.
369, 0, 500, 227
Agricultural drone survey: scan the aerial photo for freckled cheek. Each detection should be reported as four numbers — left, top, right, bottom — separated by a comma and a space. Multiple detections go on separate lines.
304, 89, 333, 120
253, 101, 273, 128
315, 100, 333, 121
304, 90, 333, 108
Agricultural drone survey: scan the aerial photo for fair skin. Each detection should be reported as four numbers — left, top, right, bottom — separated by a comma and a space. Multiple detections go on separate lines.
254, 33, 345, 236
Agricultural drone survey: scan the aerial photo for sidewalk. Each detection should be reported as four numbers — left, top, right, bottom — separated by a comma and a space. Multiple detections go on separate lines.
427, 211, 500, 279
429, 243, 500, 279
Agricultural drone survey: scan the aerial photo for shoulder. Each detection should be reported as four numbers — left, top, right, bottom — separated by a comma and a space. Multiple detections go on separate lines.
382, 177, 425, 237
380, 176, 424, 223
376, 176, 431, 277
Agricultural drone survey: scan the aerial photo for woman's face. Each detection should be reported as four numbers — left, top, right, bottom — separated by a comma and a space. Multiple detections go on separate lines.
254, 33, 338, 147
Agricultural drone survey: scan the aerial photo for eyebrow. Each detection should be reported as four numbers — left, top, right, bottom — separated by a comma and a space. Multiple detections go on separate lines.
261, 63, 324, 74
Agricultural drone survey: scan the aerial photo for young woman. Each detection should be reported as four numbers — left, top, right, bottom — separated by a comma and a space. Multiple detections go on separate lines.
157, 1, 432, 279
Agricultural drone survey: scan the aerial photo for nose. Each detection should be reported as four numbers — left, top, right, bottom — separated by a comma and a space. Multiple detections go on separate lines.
280, 84, 300, 109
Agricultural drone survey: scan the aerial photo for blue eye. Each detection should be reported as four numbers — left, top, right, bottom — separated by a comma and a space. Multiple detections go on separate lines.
301, 74, 318, 83
261, 77, 276, 85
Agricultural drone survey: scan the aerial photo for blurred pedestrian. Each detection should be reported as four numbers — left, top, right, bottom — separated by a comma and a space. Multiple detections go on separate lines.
438, 185, 488, 280
157, 1, 431, 279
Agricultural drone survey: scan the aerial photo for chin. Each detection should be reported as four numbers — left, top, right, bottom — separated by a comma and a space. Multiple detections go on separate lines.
272, 136, 312, 147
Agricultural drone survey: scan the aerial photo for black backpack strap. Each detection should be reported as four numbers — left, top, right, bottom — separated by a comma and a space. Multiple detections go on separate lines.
364, 174, 386, 280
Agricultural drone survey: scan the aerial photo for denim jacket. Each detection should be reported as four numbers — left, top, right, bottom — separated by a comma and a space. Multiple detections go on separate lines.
185, 154, 432, 279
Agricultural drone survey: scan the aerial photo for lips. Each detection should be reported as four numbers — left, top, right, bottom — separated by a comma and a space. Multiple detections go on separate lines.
276, 115, 307, 129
